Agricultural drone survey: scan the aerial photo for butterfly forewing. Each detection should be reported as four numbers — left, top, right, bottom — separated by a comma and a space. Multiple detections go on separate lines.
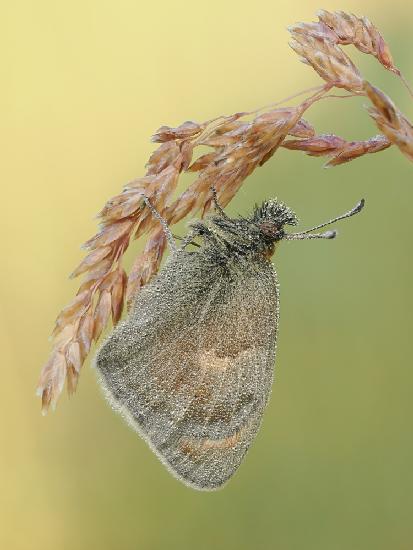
96, 249, 279, 490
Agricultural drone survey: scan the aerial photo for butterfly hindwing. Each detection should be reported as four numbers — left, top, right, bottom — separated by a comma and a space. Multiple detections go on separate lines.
96, 249, 279, 490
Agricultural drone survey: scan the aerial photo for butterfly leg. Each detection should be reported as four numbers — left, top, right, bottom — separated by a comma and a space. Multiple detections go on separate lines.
141, 195, 177, 252
178, 229, 200, 251
210, 186, 228, 218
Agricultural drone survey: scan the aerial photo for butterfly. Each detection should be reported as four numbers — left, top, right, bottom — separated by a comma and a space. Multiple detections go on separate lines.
95, 191, 364, 490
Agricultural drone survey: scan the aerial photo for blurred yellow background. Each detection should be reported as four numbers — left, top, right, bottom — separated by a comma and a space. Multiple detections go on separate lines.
2, 1, 413, 549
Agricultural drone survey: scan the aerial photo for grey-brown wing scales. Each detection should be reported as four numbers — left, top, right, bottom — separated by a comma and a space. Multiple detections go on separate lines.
96, 250, 279, 490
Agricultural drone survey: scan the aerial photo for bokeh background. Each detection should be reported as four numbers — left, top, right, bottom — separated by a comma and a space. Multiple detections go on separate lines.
2, 1, 413, 549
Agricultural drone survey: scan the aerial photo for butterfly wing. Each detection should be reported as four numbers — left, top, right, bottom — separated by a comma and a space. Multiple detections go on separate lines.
96, 249, 279, 490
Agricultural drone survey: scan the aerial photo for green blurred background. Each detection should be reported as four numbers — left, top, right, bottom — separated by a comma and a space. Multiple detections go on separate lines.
2, 1, 413, 549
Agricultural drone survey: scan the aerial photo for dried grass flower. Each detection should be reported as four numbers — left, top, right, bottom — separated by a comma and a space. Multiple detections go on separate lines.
364, 82, 413, 162
38, 9, 413, 412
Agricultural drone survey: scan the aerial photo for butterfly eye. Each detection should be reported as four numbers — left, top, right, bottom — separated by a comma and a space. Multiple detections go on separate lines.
259, 222, 284, 240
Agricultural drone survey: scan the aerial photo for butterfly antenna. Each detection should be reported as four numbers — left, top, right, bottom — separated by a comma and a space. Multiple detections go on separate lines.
286, 230, 337, 240
285, 199, 364, 240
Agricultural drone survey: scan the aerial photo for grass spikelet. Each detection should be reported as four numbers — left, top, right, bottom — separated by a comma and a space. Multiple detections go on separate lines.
364, 82, 413, 162
283, 133, 391, 166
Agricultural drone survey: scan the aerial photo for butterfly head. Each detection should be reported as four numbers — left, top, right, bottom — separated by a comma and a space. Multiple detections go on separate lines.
251, 197, 365, 246
192, 196, 364, 259
252, 199, 298, 243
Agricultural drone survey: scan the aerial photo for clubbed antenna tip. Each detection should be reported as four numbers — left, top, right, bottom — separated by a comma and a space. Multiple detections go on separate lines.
352, 198, 365, 214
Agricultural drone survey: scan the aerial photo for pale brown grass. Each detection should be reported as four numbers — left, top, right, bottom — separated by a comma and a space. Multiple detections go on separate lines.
37, 9, 413, 413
